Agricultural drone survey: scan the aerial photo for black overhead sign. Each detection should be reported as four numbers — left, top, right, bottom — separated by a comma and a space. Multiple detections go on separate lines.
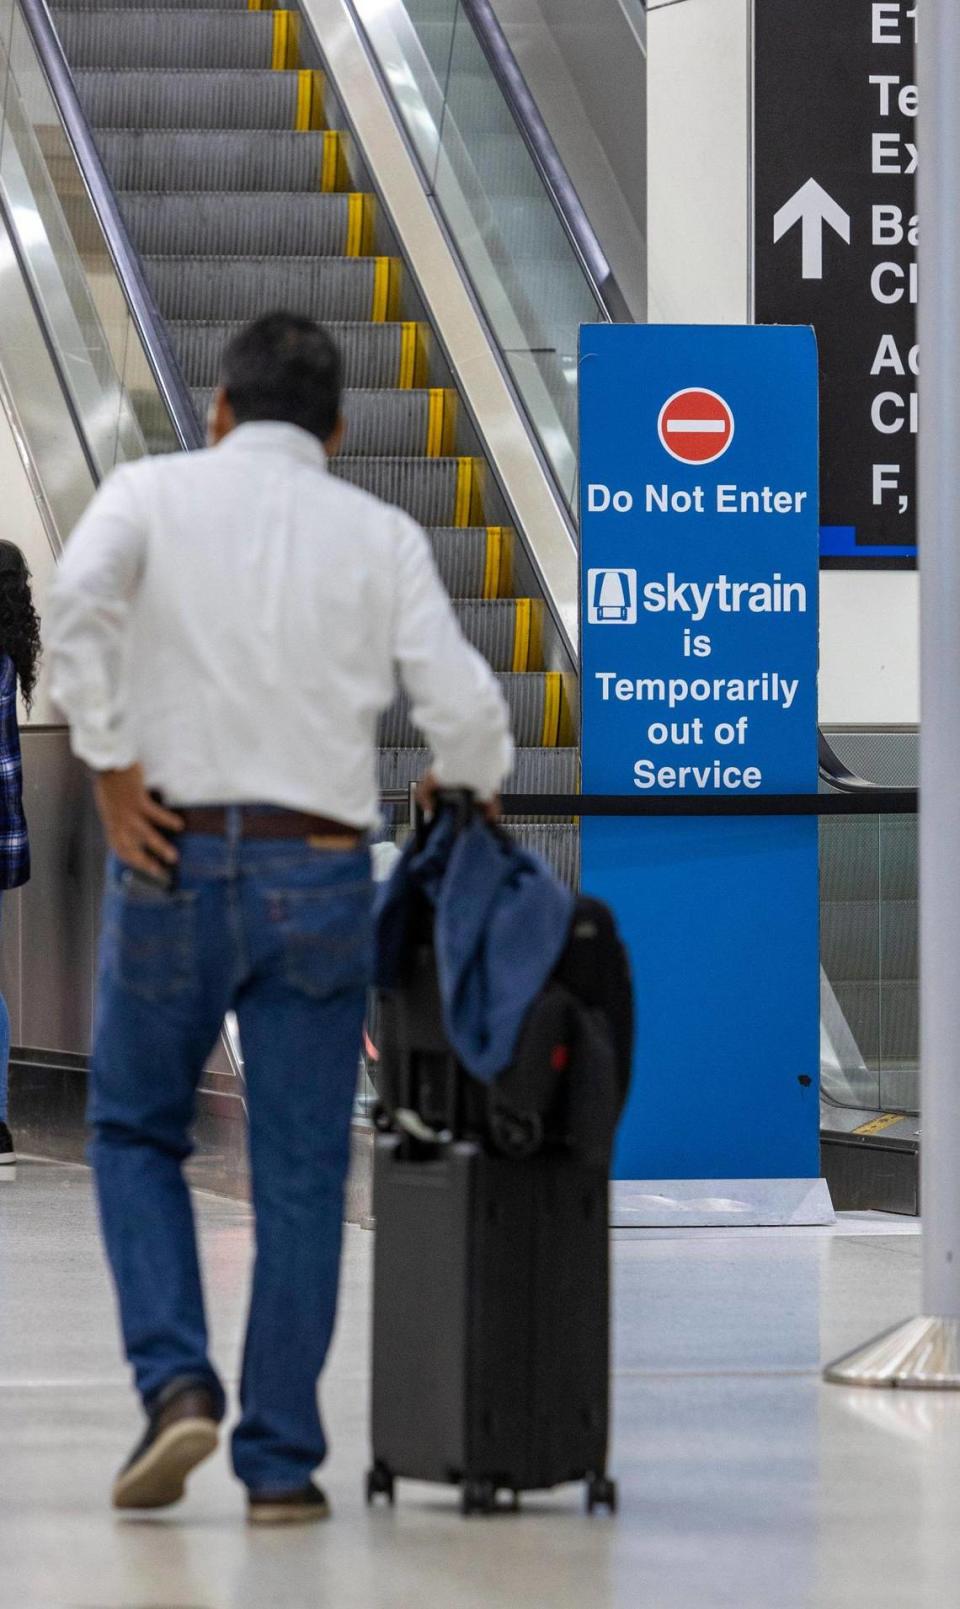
755, 0, 918, 567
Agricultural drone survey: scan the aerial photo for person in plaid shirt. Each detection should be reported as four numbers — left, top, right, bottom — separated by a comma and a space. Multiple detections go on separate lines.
0, 541, 40, 1179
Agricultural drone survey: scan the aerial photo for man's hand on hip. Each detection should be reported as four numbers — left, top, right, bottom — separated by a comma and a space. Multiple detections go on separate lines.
94, 765, 184, 875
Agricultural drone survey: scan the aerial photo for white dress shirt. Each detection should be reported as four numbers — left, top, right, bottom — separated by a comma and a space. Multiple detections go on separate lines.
44, 422, 514, 826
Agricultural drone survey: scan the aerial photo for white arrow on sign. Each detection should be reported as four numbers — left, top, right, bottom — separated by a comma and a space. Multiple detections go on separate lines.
773, 178, 851, 280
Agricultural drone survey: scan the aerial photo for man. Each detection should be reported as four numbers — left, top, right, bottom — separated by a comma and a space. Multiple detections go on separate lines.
45, 313, 513, 1523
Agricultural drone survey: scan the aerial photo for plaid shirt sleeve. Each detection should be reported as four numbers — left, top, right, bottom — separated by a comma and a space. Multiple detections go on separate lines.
0, 655, 30, 890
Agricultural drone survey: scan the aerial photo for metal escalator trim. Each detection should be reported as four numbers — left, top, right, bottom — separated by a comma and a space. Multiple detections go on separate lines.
18, 0, 202, 450
482, 526, 502, 598
370, 255, 400, 320
299, 0, 576, 658
511, 597, 531, 672
398, 321, 418, 387
272, 9, 300, 70
540, 670, 561, 747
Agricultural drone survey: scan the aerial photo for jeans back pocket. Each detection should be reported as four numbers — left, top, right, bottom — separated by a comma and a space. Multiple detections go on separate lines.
264, 878, 374, 1000
105, 868, 199, 1002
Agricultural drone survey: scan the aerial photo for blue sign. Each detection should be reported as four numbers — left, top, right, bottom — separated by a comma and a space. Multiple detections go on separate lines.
579, 325, 821, 1181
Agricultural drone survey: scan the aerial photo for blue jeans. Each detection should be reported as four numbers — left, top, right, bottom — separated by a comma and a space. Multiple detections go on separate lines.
0, 892, 8, 1124
88, 823, 372, 1493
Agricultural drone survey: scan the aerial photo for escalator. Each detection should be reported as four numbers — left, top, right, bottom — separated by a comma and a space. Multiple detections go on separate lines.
818, 729, 920, 1213
0, 0, 600, 1168
42, 0, 582, 878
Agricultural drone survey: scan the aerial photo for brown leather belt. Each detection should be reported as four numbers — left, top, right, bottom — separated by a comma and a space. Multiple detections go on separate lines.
174, 807, 361, 845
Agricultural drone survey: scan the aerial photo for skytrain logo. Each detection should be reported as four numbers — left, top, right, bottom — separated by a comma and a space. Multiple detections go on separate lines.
587, 568, 638, 625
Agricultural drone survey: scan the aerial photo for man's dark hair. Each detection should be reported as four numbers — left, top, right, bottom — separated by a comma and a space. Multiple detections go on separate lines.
220, 312, 343, 443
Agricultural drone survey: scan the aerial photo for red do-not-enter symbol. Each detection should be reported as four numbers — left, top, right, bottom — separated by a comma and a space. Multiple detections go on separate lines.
658, 388, 735, 465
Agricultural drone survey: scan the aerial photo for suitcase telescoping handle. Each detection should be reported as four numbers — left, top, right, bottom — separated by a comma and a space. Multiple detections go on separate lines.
412, 786, 478, 850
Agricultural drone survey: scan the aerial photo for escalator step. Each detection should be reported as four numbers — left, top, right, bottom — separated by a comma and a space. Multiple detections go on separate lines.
453, 600, 540, 673
143, 255, 386, 322
381, 672, 562, 749
54, 0, 262, 9
427, 527, 489, 598
170, 319, 420, 389
189, 386, 435, 457
77, 69, 311, 129
332, 457, 477, 527
57, 11, 278, 70
378, 745, 578, 795
99, 130, 338, 193
119, 192, 363, 258
56, 0, 571, 767
510, 824, 579, 885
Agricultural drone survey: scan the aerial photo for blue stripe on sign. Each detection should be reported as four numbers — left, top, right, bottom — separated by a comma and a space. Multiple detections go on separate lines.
820, 525, 917, 559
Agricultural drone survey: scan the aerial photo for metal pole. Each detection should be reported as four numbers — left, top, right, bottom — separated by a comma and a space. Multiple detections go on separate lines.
825, 0, 960, 1387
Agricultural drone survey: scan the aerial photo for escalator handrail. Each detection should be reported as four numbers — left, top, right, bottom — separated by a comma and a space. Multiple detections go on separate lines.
453, 0, 632, 325
818, 729, 916, 799
17, 0, 203, 452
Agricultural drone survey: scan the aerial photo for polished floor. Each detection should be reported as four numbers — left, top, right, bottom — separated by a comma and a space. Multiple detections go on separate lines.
1, 1159, 956, 1609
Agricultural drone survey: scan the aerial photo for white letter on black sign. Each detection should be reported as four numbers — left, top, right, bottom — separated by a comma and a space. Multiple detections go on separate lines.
872, 2, 901, 43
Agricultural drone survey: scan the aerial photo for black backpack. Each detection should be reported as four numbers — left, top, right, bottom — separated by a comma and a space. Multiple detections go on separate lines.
374, 888, 633, 1166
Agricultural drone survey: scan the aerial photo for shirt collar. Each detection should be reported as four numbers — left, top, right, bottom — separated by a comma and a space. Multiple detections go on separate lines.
216, 421, 329, 468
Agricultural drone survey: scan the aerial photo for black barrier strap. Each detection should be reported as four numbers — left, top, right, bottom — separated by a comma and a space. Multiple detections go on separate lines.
381, 789, 917, 818
494, 792, 918, 817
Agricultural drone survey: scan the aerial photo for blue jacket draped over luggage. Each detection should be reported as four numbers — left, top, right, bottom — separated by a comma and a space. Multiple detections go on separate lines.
374, 814, 574, 1083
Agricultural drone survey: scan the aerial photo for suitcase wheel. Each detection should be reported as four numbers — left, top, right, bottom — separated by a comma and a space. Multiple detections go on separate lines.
365, 1462, 395, 1506
586, 1474, 618, 1515
461, 1479, 498, 1517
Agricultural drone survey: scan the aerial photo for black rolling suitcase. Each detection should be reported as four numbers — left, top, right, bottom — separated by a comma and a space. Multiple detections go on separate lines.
366, 809, 630, 1516
367, 1132, 614, 1516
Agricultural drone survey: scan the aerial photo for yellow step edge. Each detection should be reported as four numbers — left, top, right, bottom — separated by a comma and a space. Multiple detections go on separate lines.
398, 323, 419, 389
558, 673, 576, 746
296, 69, 325, 133
482, 527, 503, 598
511, 599, 532, 673
371, 257, 401, 322
540, 670, 562, 747
272, 10, 299, 70
318, 130, 344, 189
498, 527, 515, 596
426, 389, 457, 457
453, 457, 484, 527
527, 599, 544, 671
413, 323, 430, 386
344, 194, 375, 256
